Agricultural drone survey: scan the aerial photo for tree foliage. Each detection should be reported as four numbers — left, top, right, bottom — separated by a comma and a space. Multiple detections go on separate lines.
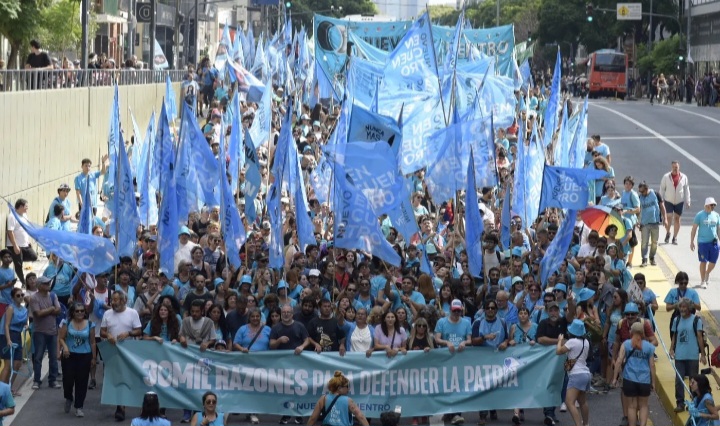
39, 0, 83, 55
637, 35, 681, 76
0, 0, 52, 68
288, 0, 377, 33
0, 0, 20, 19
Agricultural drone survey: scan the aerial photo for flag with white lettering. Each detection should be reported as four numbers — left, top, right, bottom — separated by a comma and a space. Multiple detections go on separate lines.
539, 166, 607, 211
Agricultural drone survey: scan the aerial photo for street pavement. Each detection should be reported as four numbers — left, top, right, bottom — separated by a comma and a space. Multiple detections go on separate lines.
10, 97, 719, 425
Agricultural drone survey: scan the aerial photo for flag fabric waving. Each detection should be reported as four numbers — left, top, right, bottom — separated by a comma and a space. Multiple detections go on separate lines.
539, 166, 608, 212
540, 210, 577, 286
464, 150, 484, 278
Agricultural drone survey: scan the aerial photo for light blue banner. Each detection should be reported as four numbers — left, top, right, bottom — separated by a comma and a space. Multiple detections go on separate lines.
99, 341, 564, 417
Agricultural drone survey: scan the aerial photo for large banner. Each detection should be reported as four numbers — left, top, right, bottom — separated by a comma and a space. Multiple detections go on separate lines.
99, 341, 564, 417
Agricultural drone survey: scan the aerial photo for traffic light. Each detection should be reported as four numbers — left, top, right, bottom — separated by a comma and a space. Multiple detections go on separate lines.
586, 3, 594, 22
527, 31, 532, 42
285, 0, 291, 8
678, 55, 684, 61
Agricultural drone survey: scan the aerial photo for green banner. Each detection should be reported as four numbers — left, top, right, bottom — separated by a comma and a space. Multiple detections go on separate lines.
99, 341, 564, 417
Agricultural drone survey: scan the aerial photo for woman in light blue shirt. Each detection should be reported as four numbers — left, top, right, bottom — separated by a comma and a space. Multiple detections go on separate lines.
58, 302, 96, 417
191, 391, 229, 426
508, 307, 537, 424
611, 321, 655, 426
0, 288, 27, 393
131, 392, 170, 426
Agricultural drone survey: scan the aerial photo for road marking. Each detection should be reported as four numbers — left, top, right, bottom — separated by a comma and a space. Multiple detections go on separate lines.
600, 136, 715, 140
590, 103, 720, 185
663, 105, 720, 125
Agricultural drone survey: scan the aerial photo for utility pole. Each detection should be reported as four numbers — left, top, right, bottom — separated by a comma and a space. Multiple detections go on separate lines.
150, 0, 156, 69
128, 0, 136, 57
175, 0, 181, 69
81, 0, 89, 68
496, 0, 500, 26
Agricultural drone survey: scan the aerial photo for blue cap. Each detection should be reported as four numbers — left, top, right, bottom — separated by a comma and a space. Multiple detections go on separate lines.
511, 247, 523, 257
241, 275, 253, 285
567, 319, 586, 337
575, 288, 595, 303
213, 277, 225, 286
554, 284, 567, 294
624, 302, 639, 314
178, 226, 191, 236
277, 280, 288, 290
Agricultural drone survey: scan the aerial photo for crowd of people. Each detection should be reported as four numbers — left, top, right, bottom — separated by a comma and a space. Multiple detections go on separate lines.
3, 36, 720, 426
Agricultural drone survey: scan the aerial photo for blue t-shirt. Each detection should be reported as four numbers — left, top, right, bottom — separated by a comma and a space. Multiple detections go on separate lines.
434, 317, 472, 347
671, 315, 703, 361
0, 269, 15, 305
196, 412, 225, 426
622, 339, 654, 384
47, 197, 72, 231
621, 190, 640, 226
0, 305, 27, 333
472, 318, 507, 348
74, 171, 102, 207
233, 325, 271, 352
131, 417, 171, 426
664, 288, 700, 307
143, 322, 170, 341
639, 190, 662, 225
0, 382, 15, 426
65, 320, 93, 353
594, 167, 615, 199
693, 211, 720, 243
43, 262, 74, 297
322, 394, 351, 426
512, 322, 538, 344
390, 290, 425, 312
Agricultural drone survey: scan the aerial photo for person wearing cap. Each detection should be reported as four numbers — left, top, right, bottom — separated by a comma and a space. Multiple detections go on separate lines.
690, 197, 720, 289
47, 183, 74, 231
556, 319, 591, 426
434, 299, 472, 425
660, 161, 691, 245
174, 226, 199, 274
74, 156, 108, 209
612, 321, 656, 426
29, 275, 62, 390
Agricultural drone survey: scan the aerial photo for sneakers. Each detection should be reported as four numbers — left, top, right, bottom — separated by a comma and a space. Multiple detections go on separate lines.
64, 399, 72, 413
31, 382, 39, 390
560, 402, 567, 412
279, 416, 290, 425
250, 414, 260, 424
512, 415, 521, 425
115, 407, 126, 422
544, 415, 556, 426
88, 379, 96, 390
620, 416, 629, 426
75, 408, 84, 417
672, 238, 678, 245
451, 414, 465, 425
674, 403, 686, 412
650, 258, 656, 266
702, 281, 709, 289
294, 417, 303, 425
181, 410, 192, 423
665, 233, 670, 244
49, 382, 62, 389
640, 259, 648, 267
588, 385, 600, 394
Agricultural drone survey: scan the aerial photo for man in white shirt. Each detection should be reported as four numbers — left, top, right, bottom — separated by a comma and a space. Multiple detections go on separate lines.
174, 226, 198, 273
6, 199, 37, 286
660, 161, 691, 245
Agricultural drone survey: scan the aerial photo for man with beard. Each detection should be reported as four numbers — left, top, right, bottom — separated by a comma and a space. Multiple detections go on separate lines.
307, 299, 345, 354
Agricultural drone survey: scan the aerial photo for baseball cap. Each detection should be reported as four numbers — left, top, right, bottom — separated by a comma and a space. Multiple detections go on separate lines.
511, 247, 523, 257
309, 269, 321, 277
512, 277, 524, 285
451, 299, 463, 311
37, 276, 52, 285
58, 183, 70, 191
705, 197, 717, 206
178, 226, 191, 236
624, 302, 640, 314
545, 301, 560, 310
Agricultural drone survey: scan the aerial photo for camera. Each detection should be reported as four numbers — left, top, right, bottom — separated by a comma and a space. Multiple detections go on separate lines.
701, 368, 712, 375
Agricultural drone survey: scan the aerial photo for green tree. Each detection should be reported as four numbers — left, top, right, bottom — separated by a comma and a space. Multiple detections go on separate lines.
0, 0, 52, 68
39, 0, 83, 55
0, 0, 20, 19
637, 35, 681, 76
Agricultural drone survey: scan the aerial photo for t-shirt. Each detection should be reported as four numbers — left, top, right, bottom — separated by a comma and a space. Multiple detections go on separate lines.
671, 315, 703, 361
74, 171, 102, 207
130, 417, 171, 426
269, 321, 309, 350
536, 317, 569, 340
0, 268, 15, 305
28, 292, 60, 335
564, 338, 590, 375
693, 211, 720, 243
26, 51, 51, 69
307, 317, 345, 352
6, 213, 30, 248
374, 325, 407, 349
664, 288, 700, 307
471, 318, 507, 348
0, 381, 15, 426
622, 339, 654, 384
434, 317, 472, 347
225, 309, 248, 342
101, 308, 142, 338
182, 291, 213, 314
234, 324, 271, 351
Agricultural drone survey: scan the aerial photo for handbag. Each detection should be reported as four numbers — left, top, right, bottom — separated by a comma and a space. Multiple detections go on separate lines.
629, 227, 639, 247
564, 340, 585, 372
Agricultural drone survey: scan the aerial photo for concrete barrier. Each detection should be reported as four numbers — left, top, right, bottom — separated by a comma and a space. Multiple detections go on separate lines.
0, 83, 181, 241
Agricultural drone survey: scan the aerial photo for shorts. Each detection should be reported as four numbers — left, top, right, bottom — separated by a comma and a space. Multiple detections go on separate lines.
0, 330, 22, 361
622, 378, 652, 397
567, 372, 592, 392
698, 241, 720, 264
664, 201, 684, 216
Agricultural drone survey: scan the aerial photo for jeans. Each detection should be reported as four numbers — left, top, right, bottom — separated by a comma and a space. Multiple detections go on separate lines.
62, 352, 92, 408
641, 223, 659, 261
675, 359, 699, 404
33, 331, 58, 385
6, 246, 37, 287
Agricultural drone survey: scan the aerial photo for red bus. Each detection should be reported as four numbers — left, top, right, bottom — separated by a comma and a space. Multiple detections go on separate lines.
587, 50, 628, 99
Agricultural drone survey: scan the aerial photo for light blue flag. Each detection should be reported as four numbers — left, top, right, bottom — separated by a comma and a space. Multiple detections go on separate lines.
468, 116, 498, 189
227, 57, 266, 103
500, 182, 512, 249
181, 102, 220, 207
346, 57, 383, 111
272, 106, 293, 187
251, 35, 267, 81
465, 149, 484, 278
288, 138, 315, 251
249, 78, 273, 149
174, 124, 195, 223
347, 103, 401, 150
110, 133, 141, 257
539, 166, 608, 212
9, 204, 118, 274
246, 27, 255, 70
228, 94, 242, 194
393, 95, 446, 175
129, 108, 143, 178
239, 29, 251, 70
542, 50, 561, 148
522, 123, 545, 226
332, 164, 401, 267
384, 12, 439, 90
243, 129, 262, 224
215, 24, 233, 79
137, 111, 157, 227
424, 113, 468, 206
165, 74, 178, 122
554, 101, 570, 167
267, 182, 284, 270
442, 10, 464, 75
77, 176, 93, 235
323, 141, 403, 215
519, 59, 533, 91
151, 104, 174, 191
229, 31, 245, 85
106, 85, 120, 191
219, 130, 246, 269
309, 153, 333, 206
388, 179, 419, 245
157, 164, 178, 274
569, 97, 589, 169
540, 210, 577, 287
313, 58, 340, 106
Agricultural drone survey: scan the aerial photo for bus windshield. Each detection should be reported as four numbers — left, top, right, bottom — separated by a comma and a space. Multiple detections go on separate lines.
593, 53, 626, 73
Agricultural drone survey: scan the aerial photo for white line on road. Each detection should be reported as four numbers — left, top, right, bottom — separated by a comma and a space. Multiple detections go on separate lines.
601, 136, 715, 140
590, 103, 720, 185
663, 105, 720, 126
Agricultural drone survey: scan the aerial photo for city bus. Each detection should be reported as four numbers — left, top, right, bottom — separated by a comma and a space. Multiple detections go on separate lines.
587, 49, 628, 99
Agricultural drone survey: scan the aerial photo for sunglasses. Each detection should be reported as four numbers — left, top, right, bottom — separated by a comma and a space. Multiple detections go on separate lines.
416, 324, 427, 328
625, 313, 637, 316
347, 288, 357, 291
486, 306, 498, 311
75, 310, 85, 314
205, 399, 217, 405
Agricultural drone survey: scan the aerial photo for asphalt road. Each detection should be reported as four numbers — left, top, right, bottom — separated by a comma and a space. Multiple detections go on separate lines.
9, 97, 709, 426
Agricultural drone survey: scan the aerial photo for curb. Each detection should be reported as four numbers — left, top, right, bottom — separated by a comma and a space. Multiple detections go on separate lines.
654, 247, 718, 426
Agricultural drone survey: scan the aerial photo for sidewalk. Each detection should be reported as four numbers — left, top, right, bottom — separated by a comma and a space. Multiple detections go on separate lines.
647, 244, 719, 426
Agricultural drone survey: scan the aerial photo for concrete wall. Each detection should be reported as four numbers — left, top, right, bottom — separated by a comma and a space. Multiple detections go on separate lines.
0, 83, 181, 245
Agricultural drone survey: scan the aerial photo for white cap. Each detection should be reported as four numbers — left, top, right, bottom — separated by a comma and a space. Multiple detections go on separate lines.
706, 197, 717, 206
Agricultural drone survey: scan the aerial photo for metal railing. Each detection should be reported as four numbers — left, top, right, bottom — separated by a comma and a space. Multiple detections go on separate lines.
0, 69, 186, 92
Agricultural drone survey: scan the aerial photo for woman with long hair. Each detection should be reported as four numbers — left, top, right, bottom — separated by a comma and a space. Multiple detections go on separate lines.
0, 287, 27, 395
206, 303, 229, 342
612, 322, 656, 426
190, 246, 213, 281
252, 268, 272, 299
417, 274, 436, 305
395, 306, 411, 331
407, 317, 434, 426
435, 283, 455, 317
58, 302, 96, 417
143, 304, 180, 343
557, 319, 592, 426
190, 391, 229, 426
687, 375, 719, 426
307, 371, 369, 426
508, 307, 538, 425
604, 289, 628, 386
131, 392, 170, 426
374, 311, 407, 358
592, 156, 615, 205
